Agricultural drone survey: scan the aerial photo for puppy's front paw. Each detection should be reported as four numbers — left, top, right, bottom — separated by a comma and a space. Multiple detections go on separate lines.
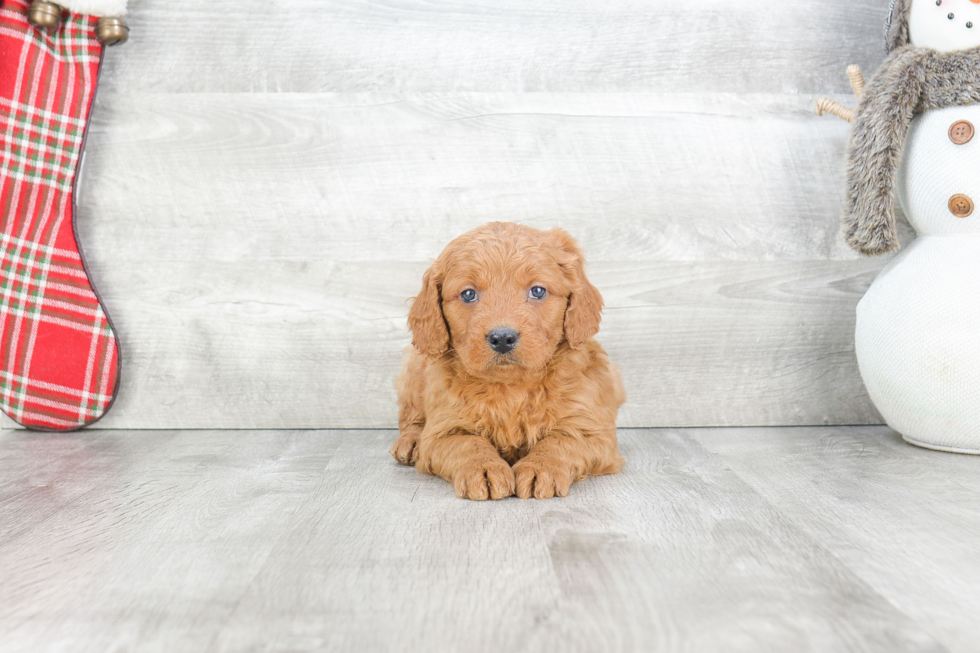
513, 458, 572, 499
390, 433, 419, 466
453, 459, 516, 501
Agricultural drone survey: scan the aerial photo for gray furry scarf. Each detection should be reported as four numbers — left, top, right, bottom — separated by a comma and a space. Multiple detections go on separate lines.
844, 45, 980, 256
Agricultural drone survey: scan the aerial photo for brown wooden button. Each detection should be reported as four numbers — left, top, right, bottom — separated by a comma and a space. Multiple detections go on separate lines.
949, 194, 974, 218
949, 120, 975, 145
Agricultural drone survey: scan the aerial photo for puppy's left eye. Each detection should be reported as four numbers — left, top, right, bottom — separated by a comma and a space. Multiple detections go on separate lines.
460, 289, 478, 303
529, 286, 547, 300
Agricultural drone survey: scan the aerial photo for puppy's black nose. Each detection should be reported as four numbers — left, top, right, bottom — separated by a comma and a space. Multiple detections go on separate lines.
487, 327, 519, 354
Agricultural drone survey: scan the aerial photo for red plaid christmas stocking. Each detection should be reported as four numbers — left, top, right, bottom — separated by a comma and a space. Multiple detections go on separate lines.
0, 0, 128, 430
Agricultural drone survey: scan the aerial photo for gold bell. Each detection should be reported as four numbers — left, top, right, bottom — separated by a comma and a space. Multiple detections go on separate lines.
27, 0, 63, 32
96, 16, 129, 46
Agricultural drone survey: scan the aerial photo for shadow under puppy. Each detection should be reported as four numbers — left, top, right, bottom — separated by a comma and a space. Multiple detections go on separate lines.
391, 222, 625, 500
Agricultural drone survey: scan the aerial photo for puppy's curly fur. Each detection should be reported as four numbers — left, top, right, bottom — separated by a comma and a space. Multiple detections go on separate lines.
391, 222, 625, 500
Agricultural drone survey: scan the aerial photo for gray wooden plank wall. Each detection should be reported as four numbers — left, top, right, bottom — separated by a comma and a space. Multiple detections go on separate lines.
17, 0, 909, 429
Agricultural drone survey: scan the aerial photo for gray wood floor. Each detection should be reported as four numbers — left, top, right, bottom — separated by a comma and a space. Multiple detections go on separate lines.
1, 427, 978, 652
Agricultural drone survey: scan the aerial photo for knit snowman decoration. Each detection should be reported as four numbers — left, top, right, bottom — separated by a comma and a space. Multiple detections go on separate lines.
819, 0, 980, 453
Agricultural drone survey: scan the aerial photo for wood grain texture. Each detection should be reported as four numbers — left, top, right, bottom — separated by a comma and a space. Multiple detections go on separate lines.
692, 426, 980, 653
2, 427, 975, 652
98, 0, 889, 95
71, 91, 902, 428
74, 259, 885, 429
80, 92, 914, 264
0, 429, 341, 651
41, 2, 908, 429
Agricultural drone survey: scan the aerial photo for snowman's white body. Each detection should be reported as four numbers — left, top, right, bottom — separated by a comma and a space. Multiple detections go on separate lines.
852, 0, 980, 452
856, 103, 980, 453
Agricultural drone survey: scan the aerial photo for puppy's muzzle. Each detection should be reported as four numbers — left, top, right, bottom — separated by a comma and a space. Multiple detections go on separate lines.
487, 327, 519, 354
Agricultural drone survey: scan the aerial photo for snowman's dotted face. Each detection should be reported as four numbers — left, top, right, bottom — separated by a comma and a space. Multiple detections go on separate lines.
910, 0, 980, 51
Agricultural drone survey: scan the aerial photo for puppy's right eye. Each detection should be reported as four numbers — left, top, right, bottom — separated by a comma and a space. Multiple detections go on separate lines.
460, 289, 478, 303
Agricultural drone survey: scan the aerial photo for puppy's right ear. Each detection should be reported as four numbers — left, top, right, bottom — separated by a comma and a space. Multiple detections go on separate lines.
408, 264, 450, 359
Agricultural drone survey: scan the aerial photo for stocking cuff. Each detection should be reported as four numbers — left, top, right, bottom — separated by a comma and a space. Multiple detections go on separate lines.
60, 0, 128, 17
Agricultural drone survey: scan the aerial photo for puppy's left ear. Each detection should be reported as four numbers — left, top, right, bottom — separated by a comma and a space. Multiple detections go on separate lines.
551, 228, 603, 349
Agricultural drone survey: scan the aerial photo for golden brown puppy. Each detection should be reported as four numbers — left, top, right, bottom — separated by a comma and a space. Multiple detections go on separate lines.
391, 222, 625, 500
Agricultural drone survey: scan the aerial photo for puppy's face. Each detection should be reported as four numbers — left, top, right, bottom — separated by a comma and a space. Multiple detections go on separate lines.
409, 223, 603, 380
440, 245, 569, 378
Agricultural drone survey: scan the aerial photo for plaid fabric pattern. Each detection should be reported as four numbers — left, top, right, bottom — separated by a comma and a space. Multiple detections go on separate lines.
0, 0, 119, 430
